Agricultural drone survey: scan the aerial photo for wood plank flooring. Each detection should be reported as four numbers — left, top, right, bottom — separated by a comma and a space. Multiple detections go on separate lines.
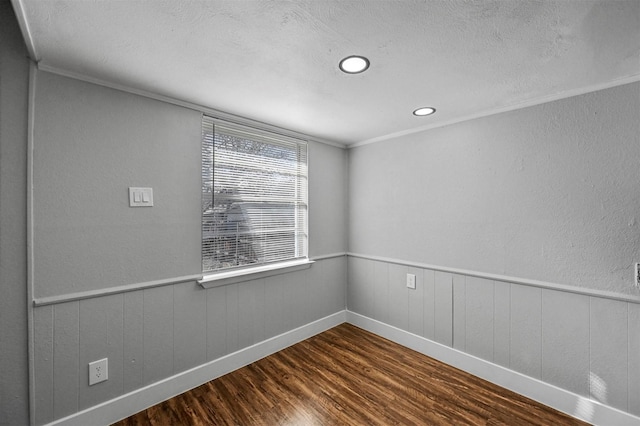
113, 323, 589, 425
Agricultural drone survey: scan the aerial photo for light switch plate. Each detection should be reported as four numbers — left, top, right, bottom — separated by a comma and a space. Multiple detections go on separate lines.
129, 187, 153, 207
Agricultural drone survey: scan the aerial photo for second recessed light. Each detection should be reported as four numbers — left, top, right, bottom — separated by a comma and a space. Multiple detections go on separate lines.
413, 107, 436, 116
339, 55, 370, 74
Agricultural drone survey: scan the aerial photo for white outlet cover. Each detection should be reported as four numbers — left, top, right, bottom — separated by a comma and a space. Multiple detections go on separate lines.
406, 273, 416, 289
88, 358, 108, 386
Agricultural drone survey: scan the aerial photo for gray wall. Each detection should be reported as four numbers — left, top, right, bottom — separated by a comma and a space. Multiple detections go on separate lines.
32, 71, 202, 299
0, 2, 30, 425
347, 83, 640, 418
308, 140, 348, 257
32, 70, 348, 299
30, 70, 348, 424
349, 83, 640, 296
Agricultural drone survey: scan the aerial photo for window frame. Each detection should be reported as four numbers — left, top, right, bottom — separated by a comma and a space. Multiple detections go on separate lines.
198, 116, 311, 287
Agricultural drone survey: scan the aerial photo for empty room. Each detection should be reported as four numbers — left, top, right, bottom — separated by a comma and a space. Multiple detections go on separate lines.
1, 0, 639, 425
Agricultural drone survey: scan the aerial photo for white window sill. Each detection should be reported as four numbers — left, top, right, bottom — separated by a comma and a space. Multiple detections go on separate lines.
198, 259, 314, 289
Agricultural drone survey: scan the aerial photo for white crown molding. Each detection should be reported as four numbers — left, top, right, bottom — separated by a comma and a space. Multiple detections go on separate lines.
10, 0, 38, 61
350, 74, 640, 148
35, 63, 348, 150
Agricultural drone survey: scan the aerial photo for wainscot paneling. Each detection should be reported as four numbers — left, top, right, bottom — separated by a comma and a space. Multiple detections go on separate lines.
510, 284, 542, 379
407, 266, 425, 337
346, 254, 640, 421
387, 263, 409, 330
589, 297, 629, 412
492, 280, 510, 367
464, 276, 494, 362
52, 301, 79, 420
434, 271, 454, 347
123, 291, 144, 394
421, 268, 436, 341
31, 257, 346, 425
78, 294, 125, 411
541, 289, 590, 398
629, 302, 640, 417
33, 305, 53, 425
142, 286, 174, 386
173, 282, 207, 373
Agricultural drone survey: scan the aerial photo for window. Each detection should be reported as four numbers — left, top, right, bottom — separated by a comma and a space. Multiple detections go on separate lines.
201, 116, 308, 276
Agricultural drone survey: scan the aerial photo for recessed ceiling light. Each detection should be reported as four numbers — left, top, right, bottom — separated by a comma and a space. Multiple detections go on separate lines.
339, 55, 370, 74
413, 107, 436, 116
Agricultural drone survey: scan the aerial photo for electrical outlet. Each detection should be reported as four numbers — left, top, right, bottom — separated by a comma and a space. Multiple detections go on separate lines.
635, 263, 640, 288
406, 273, 416, 289
88, 358, 108, 386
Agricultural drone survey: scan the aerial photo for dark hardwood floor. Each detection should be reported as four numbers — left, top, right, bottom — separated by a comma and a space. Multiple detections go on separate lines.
113, 323, 589, 425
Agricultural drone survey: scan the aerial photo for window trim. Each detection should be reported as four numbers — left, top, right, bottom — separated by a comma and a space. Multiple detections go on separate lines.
201, 115, 309, 281
198, 258, 314, 288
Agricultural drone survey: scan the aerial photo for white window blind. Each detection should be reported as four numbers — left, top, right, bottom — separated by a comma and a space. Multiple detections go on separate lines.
202, 116, 308, 274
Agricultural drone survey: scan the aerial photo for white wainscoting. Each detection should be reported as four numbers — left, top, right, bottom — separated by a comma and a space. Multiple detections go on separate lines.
32, 254, 640, 426
32, 257, 347, 426
47, 311, 347, 426
347, 254, 640, 425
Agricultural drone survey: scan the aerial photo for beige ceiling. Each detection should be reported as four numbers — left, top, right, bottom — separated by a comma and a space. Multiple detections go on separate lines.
12, 0, 640, 146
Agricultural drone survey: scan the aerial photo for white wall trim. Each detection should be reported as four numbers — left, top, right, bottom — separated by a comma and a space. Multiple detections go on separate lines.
311, 252, 347, 261
9, 0, 39, 61
44, 310, 347, 426
33, 274, 204, 307
347, 253, 640, 304
33, 256, 347, 306
35, 64, 347, 150
27, 60, 38, 426
349, 74, 640, 148
346, 311, 640, 426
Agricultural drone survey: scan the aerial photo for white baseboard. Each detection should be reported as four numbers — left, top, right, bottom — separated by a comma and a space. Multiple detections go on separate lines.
47, 310, 347, 426
346, 311, 640, 426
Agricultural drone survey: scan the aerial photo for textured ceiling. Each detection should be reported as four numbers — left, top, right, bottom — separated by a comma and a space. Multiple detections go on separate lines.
13, 0, 640, 146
